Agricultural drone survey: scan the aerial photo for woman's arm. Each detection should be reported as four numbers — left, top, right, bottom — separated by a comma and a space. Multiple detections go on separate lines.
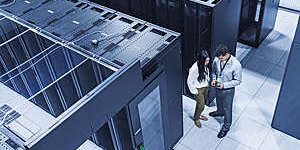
187, 64, 198, 95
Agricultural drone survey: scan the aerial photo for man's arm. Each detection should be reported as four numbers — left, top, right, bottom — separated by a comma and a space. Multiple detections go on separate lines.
223, 63, 242, 89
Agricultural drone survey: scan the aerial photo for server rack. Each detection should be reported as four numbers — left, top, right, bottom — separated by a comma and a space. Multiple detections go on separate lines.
0, 0, 183, 150
0, 12, 128, 150
87, 0, 182, 33
154, 0, 184, 33
239, 0, 280, 47
132, 0, 156, 23
183, 0, 242, 97
66, 9, 183, 150
272, 18, 300, 140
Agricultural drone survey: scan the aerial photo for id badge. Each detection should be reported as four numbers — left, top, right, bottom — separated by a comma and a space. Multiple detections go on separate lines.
216, 76, 222, 87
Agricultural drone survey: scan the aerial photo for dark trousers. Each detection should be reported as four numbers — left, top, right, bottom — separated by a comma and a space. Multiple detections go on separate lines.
216, 88, 235, 131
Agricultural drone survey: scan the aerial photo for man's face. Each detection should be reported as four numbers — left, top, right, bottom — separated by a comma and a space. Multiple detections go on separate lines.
218, 53, 230, 62
218, 55, 227, 62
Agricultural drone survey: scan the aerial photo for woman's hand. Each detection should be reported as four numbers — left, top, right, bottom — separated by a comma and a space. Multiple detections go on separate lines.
211, 79, 216, 86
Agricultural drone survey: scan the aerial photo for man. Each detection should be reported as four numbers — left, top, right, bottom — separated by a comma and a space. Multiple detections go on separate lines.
209, 44, 242, 138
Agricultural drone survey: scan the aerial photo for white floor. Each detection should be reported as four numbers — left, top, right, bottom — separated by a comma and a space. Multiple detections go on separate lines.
175, 10, 300, 150
280, 0, 300, 11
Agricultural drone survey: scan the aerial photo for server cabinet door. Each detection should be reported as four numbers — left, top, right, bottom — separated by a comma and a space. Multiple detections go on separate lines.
143, 0, 157, 22
155, 0, 183, 32
155, 0, 168, 27
108, 0, 131, 14
257, 0, 280, 44
129, 72, 167, 150
166, 0, 184, 32
91, 122, 116, 150
239, 0, 258, 33
130, 0, 156, 22
90, 110, 135, 150
111, 107, 135, 150
183, 1, 203, 98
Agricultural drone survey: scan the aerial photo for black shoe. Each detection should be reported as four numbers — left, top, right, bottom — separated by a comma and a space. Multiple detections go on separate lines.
209, 111, 224, 117
217, 130, 229, 138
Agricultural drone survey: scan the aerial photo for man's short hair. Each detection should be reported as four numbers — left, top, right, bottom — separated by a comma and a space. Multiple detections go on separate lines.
215, 44, 230, 57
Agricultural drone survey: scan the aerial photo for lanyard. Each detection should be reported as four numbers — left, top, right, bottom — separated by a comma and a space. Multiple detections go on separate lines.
219, 55, 231, 77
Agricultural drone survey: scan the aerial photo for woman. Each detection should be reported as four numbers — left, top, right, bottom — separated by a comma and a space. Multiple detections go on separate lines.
187, 50, 211, 128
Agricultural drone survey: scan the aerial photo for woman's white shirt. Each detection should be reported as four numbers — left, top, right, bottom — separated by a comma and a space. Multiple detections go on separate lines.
187, 62, 210, 95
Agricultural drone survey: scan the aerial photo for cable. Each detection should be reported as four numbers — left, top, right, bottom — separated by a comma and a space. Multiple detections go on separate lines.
0, 0, 15, 8
72, 31, 103, 43
73, 22, 147, 44
72, 30, 129, 44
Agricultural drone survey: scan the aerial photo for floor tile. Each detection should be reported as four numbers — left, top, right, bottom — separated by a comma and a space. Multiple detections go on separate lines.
240, 48, 257, 67
280, 0, 300, 11
255, 65, 285, 104
236, 46, 247, 59
201, 112, 240, 132
180, 127, 222, 150
254, 44, 286, 65
232, 90, 254, 115
238, 69, 267, 96
268, 65, 286, 82
216, 137, 252, 150
183, 115, 195, 135
228, 117, 271, 150
274, 10, 299, 38
236, 43, 253, 62
240, 97, 276, 127
261, 30, 294, 52
254, 79, 281, 106
278, 51, 289, 68
243, 55, 274, 77
202, 105, 217, 116
182, 96, 196, 118
174, 143, 191, 150
259, 129, 300, 150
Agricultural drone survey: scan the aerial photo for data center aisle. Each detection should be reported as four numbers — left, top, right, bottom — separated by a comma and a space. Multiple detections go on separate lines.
176, 10, 300, 150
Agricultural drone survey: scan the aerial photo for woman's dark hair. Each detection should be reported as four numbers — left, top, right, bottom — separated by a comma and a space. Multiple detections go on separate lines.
197, 50, 211, 81
215, 44, 230, 57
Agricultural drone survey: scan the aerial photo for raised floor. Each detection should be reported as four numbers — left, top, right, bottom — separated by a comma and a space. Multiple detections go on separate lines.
176, 9, 300, 150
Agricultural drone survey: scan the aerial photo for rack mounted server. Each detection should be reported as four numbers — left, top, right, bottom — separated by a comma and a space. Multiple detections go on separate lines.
239, 0, 280, 47
0, 0, 183, 149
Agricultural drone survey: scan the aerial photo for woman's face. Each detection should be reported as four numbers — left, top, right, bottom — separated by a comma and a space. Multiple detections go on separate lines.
204, 57, 210, 66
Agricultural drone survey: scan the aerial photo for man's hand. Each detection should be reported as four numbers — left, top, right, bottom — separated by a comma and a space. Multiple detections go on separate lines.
217, 83, 224, 89
211, 79, 216, 86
